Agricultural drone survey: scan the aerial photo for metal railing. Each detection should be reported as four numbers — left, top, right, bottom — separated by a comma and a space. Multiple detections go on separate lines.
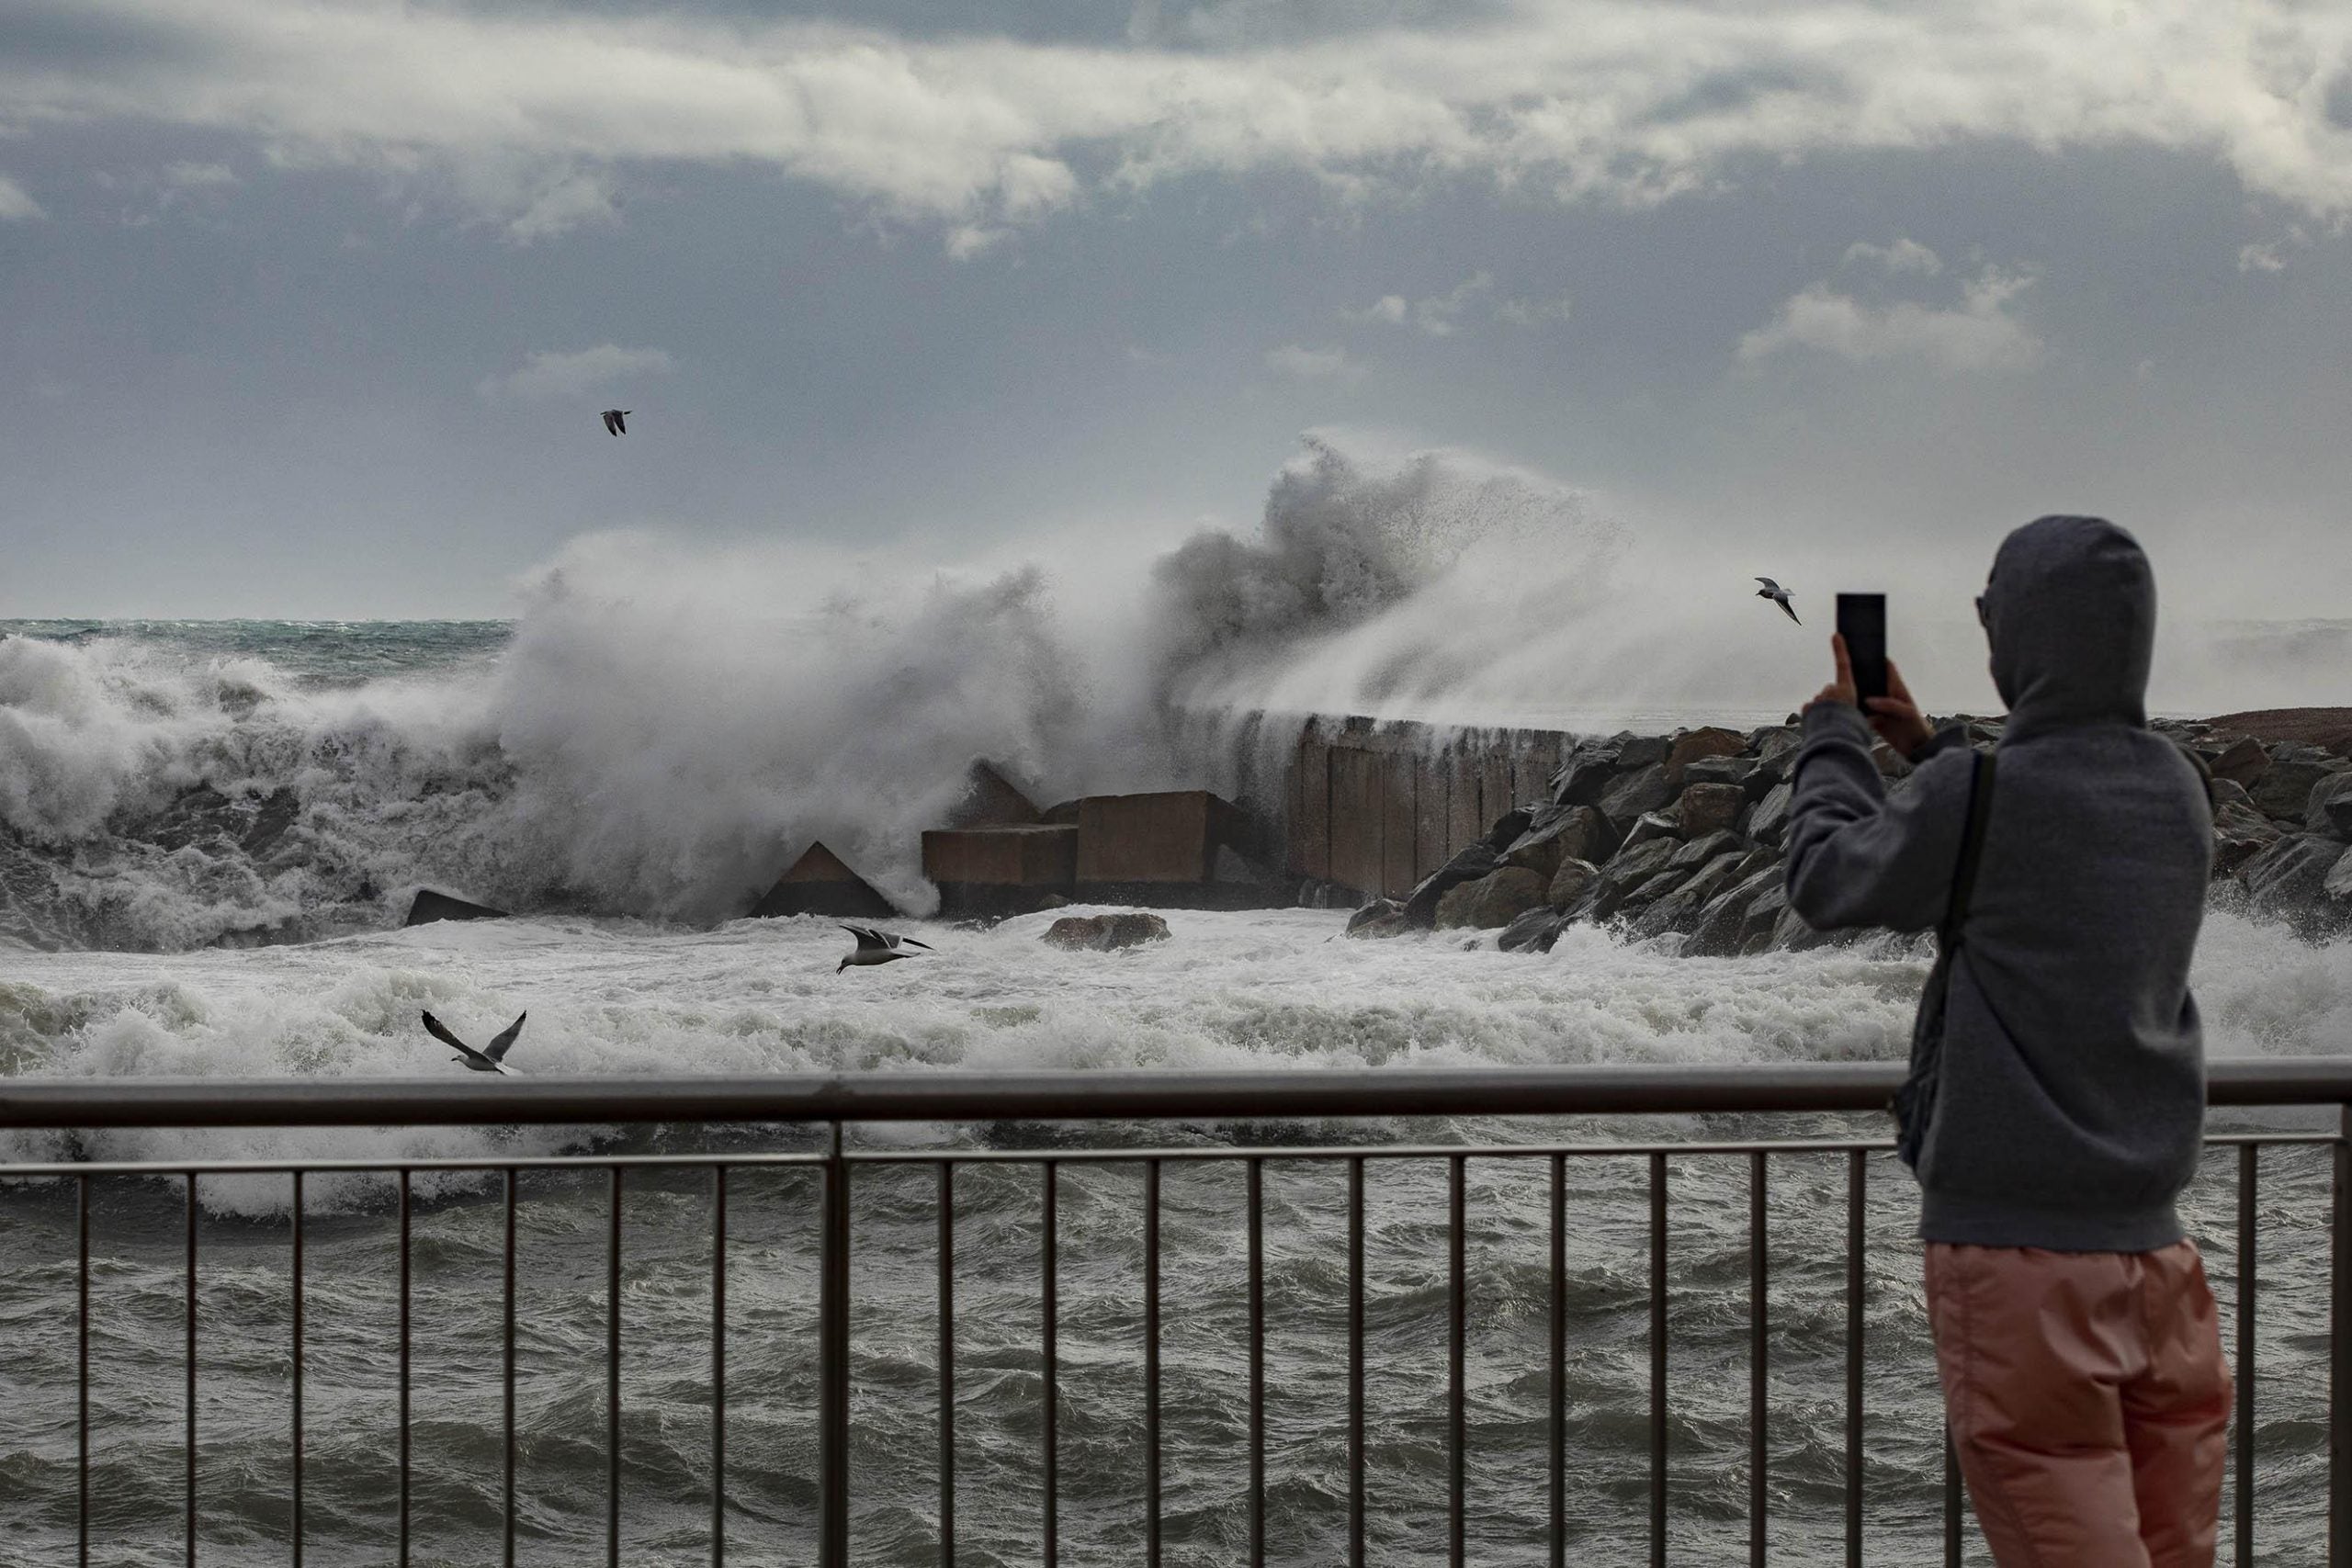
2, 1059, 2348, 1565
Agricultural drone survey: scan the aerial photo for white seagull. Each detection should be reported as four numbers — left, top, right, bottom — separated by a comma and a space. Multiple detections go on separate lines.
600, 409, 629, 436
838, 924, 933, 974
1754, 577, 1802, 625
422, 1010, 527, 1076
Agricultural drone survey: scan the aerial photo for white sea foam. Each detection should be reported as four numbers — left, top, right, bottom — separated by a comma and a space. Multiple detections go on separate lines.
0, 904, 2340, 1216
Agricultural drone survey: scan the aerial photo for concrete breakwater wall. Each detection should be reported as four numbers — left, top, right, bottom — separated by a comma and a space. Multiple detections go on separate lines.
1283, 717, 1571, 901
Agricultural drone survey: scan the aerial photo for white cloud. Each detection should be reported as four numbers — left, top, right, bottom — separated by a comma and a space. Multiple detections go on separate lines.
162, 162, 238, 191
1345, 271, 1494, 335
1497, 292, 1573, 327
2237, 242, 2287, 273
1264, 343, 1366, 381
0, 175, 44, 220
1738, 266, 2042, 372
8, 1, 2352, 241
478, 344, 677, 401
1842, 238, 1941, 275
503, 170, 618, 243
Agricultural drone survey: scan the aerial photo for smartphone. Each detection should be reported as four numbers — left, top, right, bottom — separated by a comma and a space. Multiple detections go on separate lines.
1836, 593, 1889, 705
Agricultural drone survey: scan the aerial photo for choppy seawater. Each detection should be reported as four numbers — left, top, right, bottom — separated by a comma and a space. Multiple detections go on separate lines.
2, 620, 2348, 1563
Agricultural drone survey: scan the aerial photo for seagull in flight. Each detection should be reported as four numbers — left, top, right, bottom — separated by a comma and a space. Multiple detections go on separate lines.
1754, 578, 1802, 625
838, 924, 933, 973
421, 1010, 527, 1076
601, 409, 630, 437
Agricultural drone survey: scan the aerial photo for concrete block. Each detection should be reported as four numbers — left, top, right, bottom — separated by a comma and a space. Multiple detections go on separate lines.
922, 825, 1078, 888
1076, 791, 1243, 885
751, 841, 900, 919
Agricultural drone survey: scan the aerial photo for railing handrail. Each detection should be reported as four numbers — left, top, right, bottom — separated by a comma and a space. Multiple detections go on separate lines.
3, 1055, 2347, 1129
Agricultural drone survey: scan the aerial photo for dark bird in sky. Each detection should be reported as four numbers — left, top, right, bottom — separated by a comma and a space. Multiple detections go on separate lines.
601, 409, 629, 436
838, 924, 933, 973
1754, 577, 1802, 625
421, 1010, 527, 1075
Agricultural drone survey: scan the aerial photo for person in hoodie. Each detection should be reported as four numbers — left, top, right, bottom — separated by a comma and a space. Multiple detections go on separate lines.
1784, 515, 2230, 1567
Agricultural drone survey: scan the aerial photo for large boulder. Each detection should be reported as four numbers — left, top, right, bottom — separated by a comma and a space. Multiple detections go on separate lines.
1747, 781, 1796, 847
1664, 728, 1746, 785
1550, 736, 1627, 807
2208, 735, 2269, 787
1572, 836, 1680, 922
1401, 842, 1502, 929
2326, 846, 2352, 908
1676, 783, 1747, 840
1435, 867, 1554, 930
1547, 857, 1601, 908
1683, 863, 1789, 957
1620, 810, 1680, 854
1498, 907, 1569, 953
2211, 797, 2283, 876
2234, 834, 2351, 934
1682, 753, 1767, 798
1502, 805, 1618, 880
1344, 898, 1408, 939
2250, 755, 2347, 822
1749, 727, 1804, 771
1598, 764, 1672, 824
1043, 912, 1170, 951
1626, 851, 1748, 942
2305, 773, 2352, 840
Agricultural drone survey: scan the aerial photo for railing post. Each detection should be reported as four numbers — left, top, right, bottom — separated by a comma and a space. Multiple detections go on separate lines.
2333, 1103, 2349, 1565
820, 1120, 851, 1568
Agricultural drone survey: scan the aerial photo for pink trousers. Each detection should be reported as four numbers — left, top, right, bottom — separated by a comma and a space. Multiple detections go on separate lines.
1926, 1241, 2233, 1568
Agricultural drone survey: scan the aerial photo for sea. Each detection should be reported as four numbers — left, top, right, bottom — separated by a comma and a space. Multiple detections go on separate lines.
1, 619, 2347, 1565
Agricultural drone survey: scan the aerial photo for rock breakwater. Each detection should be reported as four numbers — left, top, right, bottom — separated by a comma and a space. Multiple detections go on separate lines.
1338, 714, 2352, 952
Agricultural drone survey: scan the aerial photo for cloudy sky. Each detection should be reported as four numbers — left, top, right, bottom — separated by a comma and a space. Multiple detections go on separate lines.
3, 0, 2348, 620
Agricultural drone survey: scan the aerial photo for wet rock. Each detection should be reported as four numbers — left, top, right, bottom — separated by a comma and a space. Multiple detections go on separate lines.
1598, 763, 1672, 824
2326, 847, 2352, 908
1665, 728, 1746, 785
1676, 783, 1747, 840
2250, 756, 2347, 822
2234, 834, 2351, 935
1683, 864, 1788, 957
1550, 736, 1628, 807
1546, 857, 1600, 908
1620, 810, 1680, 854
1749, 727, 1804, 770
1668, 830, 1741, 871
2304, 773, 2352, 840
1498, 907, 1569, 953
1502, 804, 1617, 880
1043, 911, 1171, 951
2208, 736, 2269, 787
406, 890, 509, 926
1747, 782, 1795, 847
1344, 898, 1408, 939
1627, 851, 1748, 942
1681, 754, 1765, 798
1436, 867, 1553, 930
1402, 842, 1501, 929
1573, 837, 1679, 922
1738, 881, 1793, 953
2211, 797, 2282, 876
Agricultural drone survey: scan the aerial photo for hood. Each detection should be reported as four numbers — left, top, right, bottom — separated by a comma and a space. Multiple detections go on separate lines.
1982, 515, 2154, 736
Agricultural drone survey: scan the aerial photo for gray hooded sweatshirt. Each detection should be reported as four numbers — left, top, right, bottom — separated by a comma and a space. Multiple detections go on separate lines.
1784, 516, 2211, 1251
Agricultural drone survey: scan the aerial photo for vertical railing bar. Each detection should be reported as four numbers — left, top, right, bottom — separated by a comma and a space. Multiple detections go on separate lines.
77, 1172, 89, 1568
398, 1169, 411, 1568
820, 1122, 850, 1568
503, 1166, 516, 1568
1648, 1152, 1666, 1568
712, 1164, 726, 1568
2237, 1142, 2256, 1566
1348, 1156, 1364, 1568
937, 1161, 954, 1568
1145, 1159, 1161, 1568
1844, 1149, 1864, 1568
1449, 1153, 1465, 1568
1549, 1153, 1565, 1568
1042, 1160, 1057, 1568
1749, 1151, 1767, 1568
2332, 1102, 2349, 1567
1942, 1429, 1961, 1566
186, 1171, 197, 1568
1249, 1157, 1266, 1568
292, 1169, 305, 1568
607, 1166, 622, 1568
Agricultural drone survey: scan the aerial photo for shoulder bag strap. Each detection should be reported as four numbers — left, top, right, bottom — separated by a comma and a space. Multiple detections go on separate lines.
1940, 752, 1998, 946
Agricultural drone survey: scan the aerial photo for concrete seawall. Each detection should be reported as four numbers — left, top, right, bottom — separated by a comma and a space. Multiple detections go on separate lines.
1283, 717, 1571, 901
